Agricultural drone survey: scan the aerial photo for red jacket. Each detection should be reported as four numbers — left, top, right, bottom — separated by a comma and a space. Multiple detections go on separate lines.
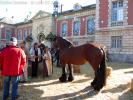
0, 46, 26, 76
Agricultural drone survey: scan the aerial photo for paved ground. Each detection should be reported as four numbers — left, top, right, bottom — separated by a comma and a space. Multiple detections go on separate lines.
0, 62, 133, 100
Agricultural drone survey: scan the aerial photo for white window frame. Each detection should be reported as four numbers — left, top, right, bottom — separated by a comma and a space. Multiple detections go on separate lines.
24, 29, 28, 39
86, 16, 95, 35
18, 29, 22, 40
5, 29, 12, 41
111, 36, 122, 49
111, 0, 124, 27
72, 18, 80, 36
61, 21, 68, 37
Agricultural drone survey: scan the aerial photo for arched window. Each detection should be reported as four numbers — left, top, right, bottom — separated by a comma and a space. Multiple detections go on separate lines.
73, 21, 80, 36
61, 23, 67, 37
24, 30, 27, 39
87, 18, 95, 35
6, 30, 11, 41
18, 30, 22, 40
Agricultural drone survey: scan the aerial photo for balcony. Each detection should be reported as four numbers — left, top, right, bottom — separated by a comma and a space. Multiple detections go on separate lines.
111, 21, 123, 27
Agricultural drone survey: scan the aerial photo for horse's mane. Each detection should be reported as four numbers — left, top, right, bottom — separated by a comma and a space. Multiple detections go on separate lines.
56, 36, 73, 48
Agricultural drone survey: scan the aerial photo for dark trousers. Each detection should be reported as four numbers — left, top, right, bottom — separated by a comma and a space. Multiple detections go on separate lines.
3, 76, 19, 100
31, 60, 38, 77
42, 60, 48, 77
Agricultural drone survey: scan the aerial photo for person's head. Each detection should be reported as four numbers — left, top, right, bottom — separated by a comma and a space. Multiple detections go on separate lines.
34, 42, 38, 49
20, 41, 26, 48
9, 37, 17, 46
45, 46, 49, 52
39, 43, 45, 50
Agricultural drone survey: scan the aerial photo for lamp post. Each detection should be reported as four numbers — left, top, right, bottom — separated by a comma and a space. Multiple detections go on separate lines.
52, 0, 59, 35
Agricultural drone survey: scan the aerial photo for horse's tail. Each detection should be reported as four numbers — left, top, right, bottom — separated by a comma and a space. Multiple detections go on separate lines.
97, 48, 107, 89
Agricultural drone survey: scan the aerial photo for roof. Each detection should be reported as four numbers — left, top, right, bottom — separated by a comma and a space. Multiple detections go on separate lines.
0, 17, 4, 21
31, 10, 52, 20
0, 17, 15, 25
58, 4, 96, 15
14, 20, 32, 26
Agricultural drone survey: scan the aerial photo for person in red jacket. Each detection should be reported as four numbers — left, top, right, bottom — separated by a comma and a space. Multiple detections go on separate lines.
0, 37, 26, 100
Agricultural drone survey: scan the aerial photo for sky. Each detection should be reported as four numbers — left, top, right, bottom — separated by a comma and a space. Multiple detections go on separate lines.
0, 0, 96, 23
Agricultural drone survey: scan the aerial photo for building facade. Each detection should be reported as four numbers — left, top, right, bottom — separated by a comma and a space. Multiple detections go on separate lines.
0, 19, 32, 48
0, 17, 16, 48
0, 10, 53, 48
31, 10, 53, 47
0, 1, 133, 63
55, 4, 96, 45
95, 0, 133, 63
15, 20, 32, 44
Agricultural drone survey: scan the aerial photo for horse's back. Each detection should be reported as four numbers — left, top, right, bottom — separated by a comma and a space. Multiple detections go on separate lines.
59, 43, 103, 65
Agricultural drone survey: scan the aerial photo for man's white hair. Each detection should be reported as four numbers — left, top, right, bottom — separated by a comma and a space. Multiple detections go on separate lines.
9, 37, 18, 46
9, 41, 17, 46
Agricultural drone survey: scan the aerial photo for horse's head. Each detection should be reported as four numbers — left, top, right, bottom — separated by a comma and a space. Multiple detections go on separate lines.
52, 36, 72, 50
52, 36, 61, 49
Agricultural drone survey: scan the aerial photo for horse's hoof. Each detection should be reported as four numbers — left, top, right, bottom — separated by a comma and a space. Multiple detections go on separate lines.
91, 81, 96, 87
68, 76, 74, 82
59, 75, 67, 82
93, 85, 101, 91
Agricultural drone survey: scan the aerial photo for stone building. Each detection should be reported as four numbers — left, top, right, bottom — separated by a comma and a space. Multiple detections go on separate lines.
0, 0, 133, 63
0, 17, 15, 48
31, 10, 53, 47
0, 10, 53, 48
55, 0, 133, 63
55, 4, 96, 45
15, 20, 32, 44
95, 0, 133, 63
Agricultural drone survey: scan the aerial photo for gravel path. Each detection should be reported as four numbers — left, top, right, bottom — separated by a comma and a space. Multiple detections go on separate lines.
0, 62, 133, 100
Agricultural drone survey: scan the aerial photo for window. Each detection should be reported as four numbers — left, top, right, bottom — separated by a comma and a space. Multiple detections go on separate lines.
61, 23, 67, 37
112, 10, 117, 21
24, 30, 27, 39
111, 0, 124, 26
73, 21, 80, 36
87, 18, 95, 35
28, 29, 32, 35
73, 41, 78, 46
118, 0, 123, 7
111, 36, 122, 48
117, 9, 123, 21
18, 30, 22, 40
6, 30, 12, 41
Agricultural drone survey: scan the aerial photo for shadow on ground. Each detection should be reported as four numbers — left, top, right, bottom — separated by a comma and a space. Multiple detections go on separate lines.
18, 84, 98, 100
102, 83, 130, 93
119, 90, 133, 100
124, 71, 133, 74
107, 62, 133, 70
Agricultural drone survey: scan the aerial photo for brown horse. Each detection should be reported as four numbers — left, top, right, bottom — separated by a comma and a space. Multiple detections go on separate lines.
52, 36, 107, 91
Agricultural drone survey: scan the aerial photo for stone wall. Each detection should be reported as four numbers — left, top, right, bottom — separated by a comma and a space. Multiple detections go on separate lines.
32, 16, 52, 42
95, 28, 133, 63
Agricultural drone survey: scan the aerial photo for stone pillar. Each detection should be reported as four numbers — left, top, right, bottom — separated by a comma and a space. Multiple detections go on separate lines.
95, 0, 100, 30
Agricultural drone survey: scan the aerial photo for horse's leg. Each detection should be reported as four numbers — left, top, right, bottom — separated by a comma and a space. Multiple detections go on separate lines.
91, 72, 98, 87
59, 64, 67, 82
56, 57, 60, 67
68, 64, 74, 82
90, 54, 106, 91
88, 61, 100, 90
